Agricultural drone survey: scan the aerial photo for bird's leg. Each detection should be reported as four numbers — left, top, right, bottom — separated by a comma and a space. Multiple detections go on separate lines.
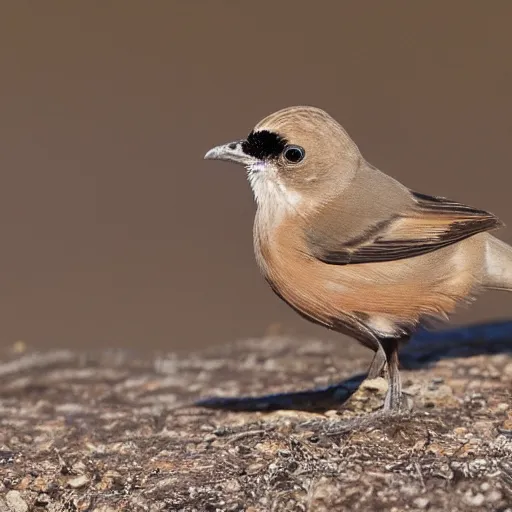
367, 340, 387, 379
382, 338, 403, 412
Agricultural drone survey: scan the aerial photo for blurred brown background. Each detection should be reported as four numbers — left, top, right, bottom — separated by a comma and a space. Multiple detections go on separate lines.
0, 1, 511, 352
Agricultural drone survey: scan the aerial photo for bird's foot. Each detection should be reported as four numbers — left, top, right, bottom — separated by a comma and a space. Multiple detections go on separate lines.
383, 389, 413, 413
298, 407, 411, 436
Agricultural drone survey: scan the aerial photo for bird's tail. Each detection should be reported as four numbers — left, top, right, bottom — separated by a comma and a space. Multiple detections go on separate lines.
482, 235, 512, 291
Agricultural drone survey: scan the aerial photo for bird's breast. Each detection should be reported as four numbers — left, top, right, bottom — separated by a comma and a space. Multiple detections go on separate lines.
253, 211, 346, 327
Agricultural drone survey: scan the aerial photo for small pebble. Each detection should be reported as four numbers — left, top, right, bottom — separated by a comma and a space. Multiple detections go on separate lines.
67, 475, 90, 489
245, 463, 265, 475
413, 497, 429, 509
463, 490, 485, 507
486, 490, 502, 503
360, 377, 388, 393
222, 479, 241, 493
5, 491, 28, 512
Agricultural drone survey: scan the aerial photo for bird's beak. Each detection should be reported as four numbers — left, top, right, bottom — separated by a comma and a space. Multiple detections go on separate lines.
204, 140, 256, 167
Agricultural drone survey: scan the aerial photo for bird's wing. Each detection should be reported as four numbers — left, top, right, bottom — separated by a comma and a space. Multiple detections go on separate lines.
306, 190, 502, 265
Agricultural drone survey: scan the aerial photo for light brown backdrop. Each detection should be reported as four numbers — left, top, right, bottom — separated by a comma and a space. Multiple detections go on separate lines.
0, 1, 511, 352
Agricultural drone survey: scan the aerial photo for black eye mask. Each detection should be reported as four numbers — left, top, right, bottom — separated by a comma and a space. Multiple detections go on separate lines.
241, 130, 288, 161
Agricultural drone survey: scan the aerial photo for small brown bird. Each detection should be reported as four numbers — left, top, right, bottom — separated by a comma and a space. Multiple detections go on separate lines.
204, 106, 512, 411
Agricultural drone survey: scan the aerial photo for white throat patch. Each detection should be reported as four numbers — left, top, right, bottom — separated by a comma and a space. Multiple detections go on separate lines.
247, 164, 303, 213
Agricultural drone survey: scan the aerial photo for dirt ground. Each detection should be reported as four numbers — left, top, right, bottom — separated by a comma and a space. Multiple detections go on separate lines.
0, 323, 511, 511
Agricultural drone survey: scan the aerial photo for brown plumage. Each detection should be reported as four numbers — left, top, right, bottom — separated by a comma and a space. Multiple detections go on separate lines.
205, 106, 512, 411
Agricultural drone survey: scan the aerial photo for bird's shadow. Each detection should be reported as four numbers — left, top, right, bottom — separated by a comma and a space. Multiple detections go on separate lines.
195, 320, 512, 413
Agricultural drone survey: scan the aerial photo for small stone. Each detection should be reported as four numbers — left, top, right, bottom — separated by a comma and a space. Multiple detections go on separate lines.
213, 427, 229, 436
413, 497, 429, 509
486, 490, 502, 503
222, 479, 241, 493
463, 490, 485, 507
245, 463, 265, 475
5, 491, 28, 512
468, 459, 489, 474
67, 475, 89, 489
360, 377, 388, 393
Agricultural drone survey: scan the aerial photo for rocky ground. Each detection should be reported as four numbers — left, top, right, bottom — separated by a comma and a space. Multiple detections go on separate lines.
0, 323, 511, 511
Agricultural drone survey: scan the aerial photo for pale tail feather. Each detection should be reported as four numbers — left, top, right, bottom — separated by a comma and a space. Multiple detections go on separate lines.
482, 235, 512, 291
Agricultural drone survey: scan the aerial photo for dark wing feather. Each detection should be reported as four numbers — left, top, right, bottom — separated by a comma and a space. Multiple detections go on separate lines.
309, 191, 502, 265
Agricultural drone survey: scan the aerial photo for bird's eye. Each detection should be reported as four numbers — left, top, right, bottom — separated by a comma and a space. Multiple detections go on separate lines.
283, 145, 305, 164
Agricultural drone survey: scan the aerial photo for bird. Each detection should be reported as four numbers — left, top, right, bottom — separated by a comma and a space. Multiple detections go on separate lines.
204, 106, 512, 412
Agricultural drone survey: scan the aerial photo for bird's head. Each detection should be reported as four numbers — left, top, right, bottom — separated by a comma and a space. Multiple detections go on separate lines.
204, 106, 362, 208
